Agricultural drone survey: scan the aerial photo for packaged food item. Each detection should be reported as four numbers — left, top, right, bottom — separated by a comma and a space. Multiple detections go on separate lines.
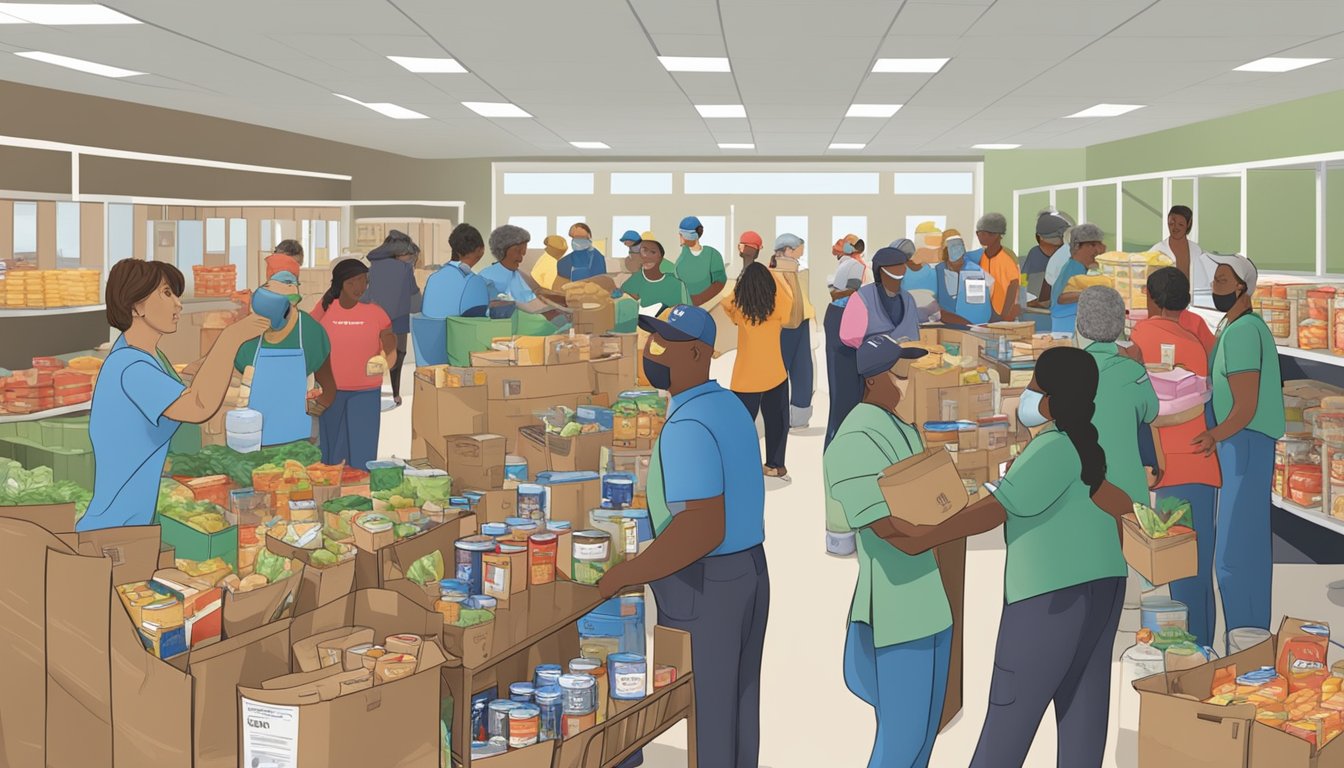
571, 530, 611, 585
1289, 467, 1324, 507
1279, 624, 1331, 693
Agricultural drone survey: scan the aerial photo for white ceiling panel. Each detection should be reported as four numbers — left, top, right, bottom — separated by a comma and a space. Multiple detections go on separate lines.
0, 0, 1338, 158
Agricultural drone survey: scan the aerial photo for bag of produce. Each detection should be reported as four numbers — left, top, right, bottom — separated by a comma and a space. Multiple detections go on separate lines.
405, 550, 445, 587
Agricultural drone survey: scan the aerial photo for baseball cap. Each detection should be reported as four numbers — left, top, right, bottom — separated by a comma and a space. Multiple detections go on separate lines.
268, 270, 299, 286
640, 230, 656, 242
739, 231, 764, 250
976, 213, 1008, 235
873, 239, 916, 269
638, 304, 717, 347
265, 252, 302, 280
1035, 212, 1071, 240
857, 335, 930, 378
1206, 252, 1259, 294
773, 233, 803, 251
679, 216, 701, 230
620, 230, 642, 244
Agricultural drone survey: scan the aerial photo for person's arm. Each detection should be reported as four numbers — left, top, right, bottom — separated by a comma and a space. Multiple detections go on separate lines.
940, 309, 971, 326
690, 251, 728, 306
598, 497, 723, 598
314, 358, 337, 409
1031, 280, 1053, 306
838, 292, 868, 348
1194, 371, 1259, 455
872, 494, 1007, 555
163, 314, 270, 423
1001, 280, 1021, 320
690, 282, 724, 306
380, 328, 398, 370
1091, 480, 1134, 540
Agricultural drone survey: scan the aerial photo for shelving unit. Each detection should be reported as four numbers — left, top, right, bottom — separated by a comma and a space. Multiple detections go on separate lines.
1273, 493, 1344, 537
0, 304, 105, 319
0, 402, 91, 425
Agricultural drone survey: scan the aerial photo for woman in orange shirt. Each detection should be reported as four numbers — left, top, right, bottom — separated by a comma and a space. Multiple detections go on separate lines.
1130, 266, 1221, 647
724, 258, 794, 478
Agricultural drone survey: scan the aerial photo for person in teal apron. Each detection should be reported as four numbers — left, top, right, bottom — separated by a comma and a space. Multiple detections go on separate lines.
80, 260, 267, 531
934, 228, 993, 326
597, 304, 768, 768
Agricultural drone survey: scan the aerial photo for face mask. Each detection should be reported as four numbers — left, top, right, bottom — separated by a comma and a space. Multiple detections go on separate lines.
287, 293, 302, 306
642, 357, 672, 391
1212, 289, 1241, 313
843, 243, 855, 255
679, 230, 699, 242
946, 239, 966, 264
881, 268, 905, 282
572, 238, 592, 251
1017, 389, 1049, 428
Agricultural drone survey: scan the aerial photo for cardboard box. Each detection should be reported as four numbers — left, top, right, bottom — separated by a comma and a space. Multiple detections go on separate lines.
518, 424, 612, 473
571, 300, 616, 335
542, 478, 603, 528
482, 549, 529, 603
375, 511, 478, 589
1121, 514, 1198, 586
462, 486, 519, 524
895, 366, 960, 425
240, 590, 451, 768
445, 433, 507, 490
1135, 617, 1340, 768
470, 355, 596, 402
412, 376, 488, 457
264, 535, 362, 614
877, 449, 970, 526
982, 320, 1036, 340
487, 394, 591, 453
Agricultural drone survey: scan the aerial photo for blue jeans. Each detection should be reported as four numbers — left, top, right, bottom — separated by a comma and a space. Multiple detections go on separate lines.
843, 622, 951, 768
318, 388, 381, 471
824, 303, 861, 448
779, 320, 814, 409
1159, 483, 1219, 648
1214, 429, 1275, 640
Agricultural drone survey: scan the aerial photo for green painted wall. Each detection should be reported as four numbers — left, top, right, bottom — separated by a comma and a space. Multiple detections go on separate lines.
983, 89, 1344, 274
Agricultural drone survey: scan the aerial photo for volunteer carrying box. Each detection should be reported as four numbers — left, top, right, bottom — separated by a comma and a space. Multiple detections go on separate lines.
877, 449, 970, 526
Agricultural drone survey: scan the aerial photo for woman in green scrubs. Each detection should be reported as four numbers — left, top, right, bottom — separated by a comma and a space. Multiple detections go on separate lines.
824, 335, 950, 768
883, 346, 1134, 768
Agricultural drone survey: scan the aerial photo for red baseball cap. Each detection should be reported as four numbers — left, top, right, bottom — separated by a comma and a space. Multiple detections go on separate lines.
739, 231, 764, 250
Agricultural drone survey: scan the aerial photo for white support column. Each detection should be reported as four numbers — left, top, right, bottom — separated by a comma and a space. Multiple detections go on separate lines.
1192, 177, 1201, 242
1078, 185, 1087, 224
1240, 169, 1249, 256
71, 151, 80, 202
1318, 163, 1328, 276
1012, 192, 1020, 257
1115, 182, 1124, 250
1162, 177, 1172, 239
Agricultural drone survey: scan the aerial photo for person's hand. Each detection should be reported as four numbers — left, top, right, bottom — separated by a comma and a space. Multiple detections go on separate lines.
597, 562, 633, 600
1191, 431, 1217, 456
1002, 305, 1022, 321
307, 399, 328, 417
877, 515, 936, 540
224, 313, 271, 344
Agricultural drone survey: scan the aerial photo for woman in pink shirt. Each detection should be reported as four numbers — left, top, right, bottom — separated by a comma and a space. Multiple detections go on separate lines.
311, 259, 397, 470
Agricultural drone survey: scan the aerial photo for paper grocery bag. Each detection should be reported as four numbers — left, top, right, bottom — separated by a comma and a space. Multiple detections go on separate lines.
877, 449, 970, 526
223, 569, 303, 638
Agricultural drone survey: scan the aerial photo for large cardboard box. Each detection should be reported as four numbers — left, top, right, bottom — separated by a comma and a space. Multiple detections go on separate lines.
239, 590, 452, 768
469, 354, 596, 402
895, 366, 960, 425
877, 449, 970, 526
517, 424, 612, 473
1121, 514, 1198, 586
375, 511, 479, 589
461, 486, 519, 524
222, 565, 303, 638
1135, 617, 1341, 768
487, 394, 590, 453
265, 535, 363, 614
411, 377, 487, 457
542, 478, 603, 528
444, 433, 507, 490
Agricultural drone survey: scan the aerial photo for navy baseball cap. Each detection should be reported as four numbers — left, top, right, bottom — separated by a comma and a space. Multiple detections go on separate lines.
620, 230, 642, 244
872, 240, 915, 269
638, 304, 717, 347
857, 334, 929, 377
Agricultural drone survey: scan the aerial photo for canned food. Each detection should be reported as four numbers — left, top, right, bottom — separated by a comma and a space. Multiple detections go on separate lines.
558, 673, 597, 714
528, 532, 558, 585
454, 535, 497, 595
509, 682, 536, 703
535, 685, 563, 741
653, 664, 678, 689
572, 530, 611, 585
534, 664, 563, 689
517, 483, 546, 520
608, 653, 647, 700
487, 699, 518, 740
508, 704, 540, 748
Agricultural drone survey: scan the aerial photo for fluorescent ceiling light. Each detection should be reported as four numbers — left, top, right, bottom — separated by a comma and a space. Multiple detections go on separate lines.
718, 143, 755, 149
333, 93, 428, 120
1065, 103, 1144, 118
1235, 57, 1330, 73
829, 143, 866, 150
570, 141, 610, 149
695, 104, 746, 118
462, 101, 532, 118
872, 58, 948, 74
973, 143, 1021, 150
14, 51, 143, 78
387, 56, 467, 74
658, 56, 730, 73
0, 3, 138, 24
847, 103, 902, 118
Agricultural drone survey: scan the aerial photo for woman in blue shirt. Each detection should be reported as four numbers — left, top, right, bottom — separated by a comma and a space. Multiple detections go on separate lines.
79, 260, 268, 531
1051, 224, 1106, 334
555, 222, 608, 284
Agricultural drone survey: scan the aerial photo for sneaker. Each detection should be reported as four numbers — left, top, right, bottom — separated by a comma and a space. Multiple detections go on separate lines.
790, 405, 813, 429
764, 465, 788, 479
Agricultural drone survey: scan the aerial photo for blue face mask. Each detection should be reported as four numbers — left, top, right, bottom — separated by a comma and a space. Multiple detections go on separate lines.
1017, 389, 1049, 428
843, 243, 855, 255
946, 239, 966, 264
679, 229, 699, 242
572, 238, 592, 251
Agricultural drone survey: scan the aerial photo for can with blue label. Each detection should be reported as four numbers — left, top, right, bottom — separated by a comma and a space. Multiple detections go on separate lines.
454, 535, 497, 595
602, 473, 636, 508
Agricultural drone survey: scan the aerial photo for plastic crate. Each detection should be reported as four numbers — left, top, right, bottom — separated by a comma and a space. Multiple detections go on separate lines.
156, 512, 239, 570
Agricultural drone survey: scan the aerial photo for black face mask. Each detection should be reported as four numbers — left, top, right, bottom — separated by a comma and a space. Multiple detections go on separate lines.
643, 357, 672, 391
1212, 288, 1241, 313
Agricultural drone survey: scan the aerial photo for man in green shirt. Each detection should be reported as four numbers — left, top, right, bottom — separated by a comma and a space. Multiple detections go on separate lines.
825, 334, 951, 768
674, 215, 727, 306
619, 239, 688, 311
1193, 253, 1282, 640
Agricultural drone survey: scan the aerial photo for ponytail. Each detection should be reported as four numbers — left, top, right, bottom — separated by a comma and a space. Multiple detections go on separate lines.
322, 258, 369, 311
1035, 347, 1108, 495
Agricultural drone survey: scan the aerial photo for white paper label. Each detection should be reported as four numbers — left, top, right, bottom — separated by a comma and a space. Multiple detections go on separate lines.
241, 698, 300, 768
573, 541, 609, 560
1161, 344, 1176, 366
613, 671, 646, 697
965, 278, 987, 304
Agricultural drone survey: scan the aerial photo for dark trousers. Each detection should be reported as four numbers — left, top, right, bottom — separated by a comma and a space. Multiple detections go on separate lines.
317, 388, 381, 471
390, 333, 408, 398
736, 380, 789, 469
779, 320, 814, 409
823, 302, 861, 448
970, 577, 1124, 768
651, 545, 770, 768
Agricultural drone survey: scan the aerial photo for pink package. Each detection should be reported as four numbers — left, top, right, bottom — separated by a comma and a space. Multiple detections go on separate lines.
1158, 390, 1210, 417
1149, 369, 1207, 400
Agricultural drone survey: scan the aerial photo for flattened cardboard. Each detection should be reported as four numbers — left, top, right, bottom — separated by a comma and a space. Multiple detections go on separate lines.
878, 449, 970, 526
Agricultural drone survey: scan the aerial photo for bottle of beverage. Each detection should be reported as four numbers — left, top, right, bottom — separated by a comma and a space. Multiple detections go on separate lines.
1119, 628, 1165, 732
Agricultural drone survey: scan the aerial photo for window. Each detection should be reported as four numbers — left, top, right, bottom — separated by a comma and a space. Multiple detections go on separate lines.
229, 219, 247, 289
56, 202, 80, 269
503, 173, 595, 195
905, 215, 947, 241
506, 216, 548, 247
12, 202, 36, 265
893, 172, 974, 195
683, 172, 879, 195
611, 216, 652, 252
775, 216, 809, 270
145, 219, 155, 260
691, 216, 727, 254
832, 216, 869, 251
107, 204, 133, 262
300, 220, 312, 264
205, 218, 226, 254
177, 220, 204, 294
610, 173, 673, 195
555, 216, 588, 241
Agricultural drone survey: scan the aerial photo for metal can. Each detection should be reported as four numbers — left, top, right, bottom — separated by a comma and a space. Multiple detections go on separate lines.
572, 530, 611, 585
463, 595, 497, 611
508, 704, 540, 748
602, 474, 636, 508
534, 664, 563, 689
505, 455, 528, 484
487, 699, 518, 740
517, 483, 546, 520
528, 532, 559, 585
608, 653, 647, 701
558, 673, 597, 714
653, 665, 678, 689
471, 688, 497, 742
570, 658, 609, 723
535, 685, 563, 742
506, 517, 541, 542
454, 535, 498, 595
481, 522, 509, 538
509, 681, 536, 703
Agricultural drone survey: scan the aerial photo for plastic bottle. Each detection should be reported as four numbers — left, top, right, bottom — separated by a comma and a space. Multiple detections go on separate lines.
1119, 628, 1165, 732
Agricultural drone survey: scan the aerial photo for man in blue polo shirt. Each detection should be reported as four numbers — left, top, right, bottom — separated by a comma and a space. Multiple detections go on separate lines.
598, 304, 769, 768
422, 223, 490, 319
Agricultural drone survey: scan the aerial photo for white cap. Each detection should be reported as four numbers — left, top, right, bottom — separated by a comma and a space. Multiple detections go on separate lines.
1206, 252, 1258, 294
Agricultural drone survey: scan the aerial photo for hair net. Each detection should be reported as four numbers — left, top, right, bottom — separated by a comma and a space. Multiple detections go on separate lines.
1070, 223, 1105, 248
1076, 286, 1126, 343
976, 213, 1007, 235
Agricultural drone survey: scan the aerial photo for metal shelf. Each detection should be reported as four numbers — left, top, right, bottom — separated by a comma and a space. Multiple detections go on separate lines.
1273, 493, 1344, 537
0, 402, 91, 424
0, 304, 105, 319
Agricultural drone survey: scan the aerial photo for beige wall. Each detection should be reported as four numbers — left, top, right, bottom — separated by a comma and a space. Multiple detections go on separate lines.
493, 161, 980, 318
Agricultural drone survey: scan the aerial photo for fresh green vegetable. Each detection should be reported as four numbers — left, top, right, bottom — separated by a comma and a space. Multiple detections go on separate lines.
394, 523, 420, 539
322, 495, 373, 513
0, 458, 93, 515
405, 474, 452, 504
309, 548, 338, 567
1133, 497, 1192, 539
1151, 626, 1197, 651
405, 550, 445, 586
254, 547, 293, 583
165, 442, 321, 486
455, 609, 494, 627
